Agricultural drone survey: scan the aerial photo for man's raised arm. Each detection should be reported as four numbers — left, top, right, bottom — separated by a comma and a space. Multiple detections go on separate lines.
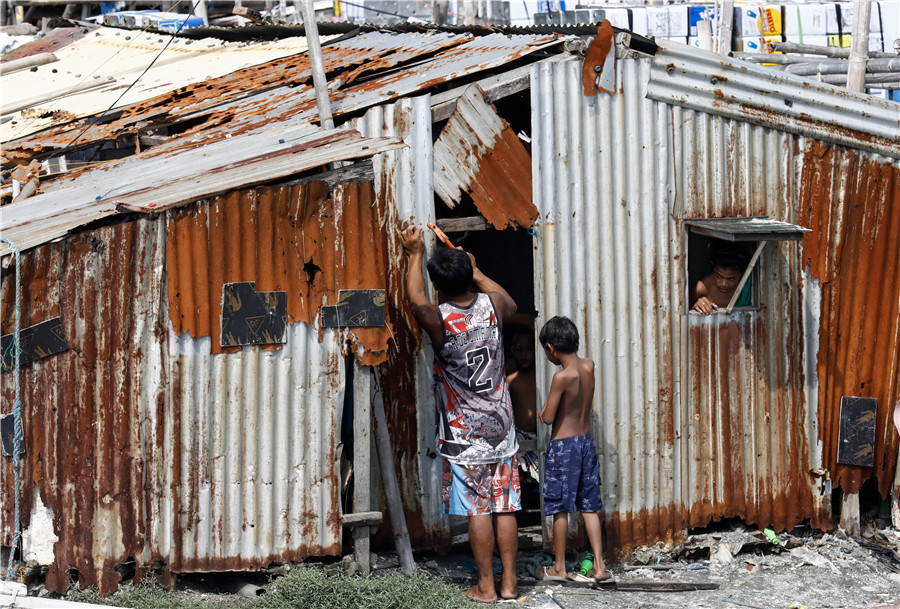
399, 225, 442, 345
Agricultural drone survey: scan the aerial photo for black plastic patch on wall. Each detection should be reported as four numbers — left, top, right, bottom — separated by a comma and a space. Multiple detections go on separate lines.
220, 282, 287, 347
321, 289, 386, 328
1, 413, 18, 457
837, 396, 877, 467
1, 317, 69, 373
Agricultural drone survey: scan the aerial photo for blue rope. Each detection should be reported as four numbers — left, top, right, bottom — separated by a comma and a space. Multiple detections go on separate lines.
1, 237, 23, 581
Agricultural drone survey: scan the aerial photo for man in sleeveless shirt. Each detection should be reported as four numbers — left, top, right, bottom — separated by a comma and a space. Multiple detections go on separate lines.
400, 225, 520, 603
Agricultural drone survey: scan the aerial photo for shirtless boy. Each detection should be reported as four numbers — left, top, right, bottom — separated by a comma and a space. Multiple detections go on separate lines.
690, 247, 750, 314
536, 316, 611, 583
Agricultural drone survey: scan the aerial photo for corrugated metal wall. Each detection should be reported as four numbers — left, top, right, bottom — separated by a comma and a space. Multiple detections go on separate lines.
1, 218, 168, 595
2, 178, 404, 594
354, 97, 450, 548
530, 55, 832, 557
161, 180, 407, 574
531, 56, 685, 553
798, 141, 900, 498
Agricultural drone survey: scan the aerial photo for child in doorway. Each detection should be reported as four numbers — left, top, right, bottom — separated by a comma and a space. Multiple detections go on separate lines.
536, 316, 612, 583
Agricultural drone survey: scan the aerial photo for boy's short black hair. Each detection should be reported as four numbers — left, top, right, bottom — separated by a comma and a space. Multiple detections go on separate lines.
539, 316, 579, 353
426, 246, 473, 297
712, 247, 748, 273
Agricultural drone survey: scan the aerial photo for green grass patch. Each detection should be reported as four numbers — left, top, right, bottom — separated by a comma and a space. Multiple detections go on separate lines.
258, 567, 472, 609
70, 568, 473, 609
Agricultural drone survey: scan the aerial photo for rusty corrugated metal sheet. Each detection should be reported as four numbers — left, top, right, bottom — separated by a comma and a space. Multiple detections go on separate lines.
647, 40, 900, 160
798, 140, 900, 498
668, 102, 830, 532
166, 181, 395, 365
354, 98, 448, 550
1, 27, 332, 142
433, 84, 537, 229
0, 127, 402, 257
531, 54, 832, 558
2, 32, 562, 164
0, 23, 100, 62
1, 218, 169, 596
1, 179, 407, 595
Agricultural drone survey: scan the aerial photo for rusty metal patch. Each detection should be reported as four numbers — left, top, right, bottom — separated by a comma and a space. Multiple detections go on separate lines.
798, 140, 900, 497
432, 84, 537, 229
582, 21, 616, 96
166, 180, 396, 364
1, 219, 168, 596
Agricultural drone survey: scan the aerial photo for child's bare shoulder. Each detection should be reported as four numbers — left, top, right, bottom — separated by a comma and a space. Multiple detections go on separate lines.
552, 366, 578, 384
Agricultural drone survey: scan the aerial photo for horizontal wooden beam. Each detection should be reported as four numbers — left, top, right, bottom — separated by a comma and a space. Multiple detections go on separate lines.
281, 159, 374, 189
341, 511, 383, 527
435, 216, 488, 233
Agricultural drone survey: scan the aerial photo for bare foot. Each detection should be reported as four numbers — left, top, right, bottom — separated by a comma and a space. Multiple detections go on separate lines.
464, 584, 498, 603
547, 564, 567, 578
592, 566, 613, 581
499, 572, 517, 599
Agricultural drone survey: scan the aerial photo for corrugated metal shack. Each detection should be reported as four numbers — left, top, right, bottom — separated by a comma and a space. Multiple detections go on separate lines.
2, 19, 899, 596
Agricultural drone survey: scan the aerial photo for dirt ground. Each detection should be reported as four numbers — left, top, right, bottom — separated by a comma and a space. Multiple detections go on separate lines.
45, 520, 900, 608
412, 522, 900, 609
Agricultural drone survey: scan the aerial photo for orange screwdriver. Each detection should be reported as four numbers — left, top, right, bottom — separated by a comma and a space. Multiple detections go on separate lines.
427, 221, 455, 249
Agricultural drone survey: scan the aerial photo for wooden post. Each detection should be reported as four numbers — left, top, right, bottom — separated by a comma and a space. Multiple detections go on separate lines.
352, 361, 373, 575
840, 491, 861, 536
724, 241, 766, 314
372, 369, 416, 576
719, 0, 734, 56
892, 400, 900, 530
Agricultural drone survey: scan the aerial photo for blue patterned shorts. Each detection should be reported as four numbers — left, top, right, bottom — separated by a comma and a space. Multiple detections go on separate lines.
543, 433, 603, 516
442, 455, 522, 516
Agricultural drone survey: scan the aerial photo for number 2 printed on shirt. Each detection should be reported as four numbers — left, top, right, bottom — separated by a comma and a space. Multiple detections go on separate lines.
465, 346, 493, 393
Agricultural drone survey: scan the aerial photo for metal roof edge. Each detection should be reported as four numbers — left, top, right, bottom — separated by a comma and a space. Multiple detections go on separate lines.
646, 39, 900, 160
0, 127, 403, 257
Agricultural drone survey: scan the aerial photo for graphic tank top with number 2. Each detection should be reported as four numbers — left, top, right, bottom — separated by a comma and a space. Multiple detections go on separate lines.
433, 292, 518, 465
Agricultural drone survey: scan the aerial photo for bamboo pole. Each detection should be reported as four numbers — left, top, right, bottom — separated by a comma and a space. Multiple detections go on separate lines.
847, 0, 872, 92
299, 0, 334, 129
0, 52, 58, 76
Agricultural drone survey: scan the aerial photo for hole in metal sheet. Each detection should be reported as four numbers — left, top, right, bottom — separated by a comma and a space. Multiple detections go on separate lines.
303, 258, 322, 286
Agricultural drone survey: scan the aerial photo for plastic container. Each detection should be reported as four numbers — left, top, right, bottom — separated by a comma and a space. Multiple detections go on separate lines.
579, 552, 594, 576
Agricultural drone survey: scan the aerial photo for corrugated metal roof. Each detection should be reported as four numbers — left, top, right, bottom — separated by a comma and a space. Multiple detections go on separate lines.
0, 125, 403, 257
646, 39, 900, 159
1, 27, 334, 142
2, 31, 563, 162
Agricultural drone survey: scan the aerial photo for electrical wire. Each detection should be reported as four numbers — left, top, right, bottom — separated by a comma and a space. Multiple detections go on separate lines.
9, 0, 190, 139
60, 0, 198, 154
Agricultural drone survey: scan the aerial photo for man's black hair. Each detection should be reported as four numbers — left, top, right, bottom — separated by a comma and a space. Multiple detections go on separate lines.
426, 246, 473, 297
539, 316, 579, 354
712, 247, 748, 273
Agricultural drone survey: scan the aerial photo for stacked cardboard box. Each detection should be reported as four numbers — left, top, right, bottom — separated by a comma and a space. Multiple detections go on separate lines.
782, 2, 829, 47
530, 1, 898, 57
733, 3, 784, 53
